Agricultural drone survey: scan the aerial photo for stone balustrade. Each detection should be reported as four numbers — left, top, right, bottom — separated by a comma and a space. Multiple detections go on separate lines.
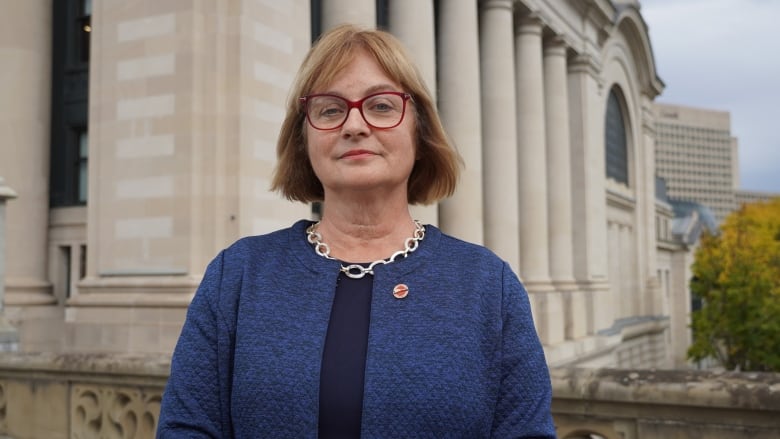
552, 367, 780, 439
0, 352, 168, 438
0, 353, 778, 438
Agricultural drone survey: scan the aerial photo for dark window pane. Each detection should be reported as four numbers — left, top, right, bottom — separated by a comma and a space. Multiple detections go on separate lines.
605, 88, 629, 185
78, 130, 88, 203
50, 0, 90, 207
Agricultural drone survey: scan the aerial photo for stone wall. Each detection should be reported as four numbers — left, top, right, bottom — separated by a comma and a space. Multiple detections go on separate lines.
0, 353, 167, 439
552, 367, 780, 439
1, 353, 779, 438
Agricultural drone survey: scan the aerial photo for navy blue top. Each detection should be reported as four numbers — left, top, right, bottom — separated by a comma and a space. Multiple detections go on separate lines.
318, 270, 373, 438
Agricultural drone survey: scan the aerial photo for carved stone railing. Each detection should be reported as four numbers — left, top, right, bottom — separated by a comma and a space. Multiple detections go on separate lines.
1, 354, 779, 438
0, 352, 168, 439
551, 367, 780, 439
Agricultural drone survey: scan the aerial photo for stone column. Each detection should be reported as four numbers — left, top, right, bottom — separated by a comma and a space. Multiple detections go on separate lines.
568, 54, 611, 333
436, 0, 484, 243
0, 0, 54, 306
0, 178, 19, 351
544, 38, 576, 290
640, 97, 661, 316
388, 0, 438, 226
515, 16, 551, 290
321, 0, 375, 30
539, 37, 577, 345
478, 0, 520, 269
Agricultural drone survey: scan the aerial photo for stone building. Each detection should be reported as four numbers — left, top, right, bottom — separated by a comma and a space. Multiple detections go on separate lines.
1, 0, 687, 368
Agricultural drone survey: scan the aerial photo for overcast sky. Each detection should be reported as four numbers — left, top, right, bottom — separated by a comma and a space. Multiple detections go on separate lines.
641, 0, 780, 193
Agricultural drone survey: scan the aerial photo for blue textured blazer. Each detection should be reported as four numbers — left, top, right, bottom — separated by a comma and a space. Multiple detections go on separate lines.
158, 220, 556, 438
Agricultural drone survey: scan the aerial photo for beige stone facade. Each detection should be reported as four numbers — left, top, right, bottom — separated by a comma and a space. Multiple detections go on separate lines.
1, 0, 690, 368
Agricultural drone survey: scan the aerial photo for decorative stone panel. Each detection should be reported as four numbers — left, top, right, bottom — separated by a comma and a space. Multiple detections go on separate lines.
71, 384, 162, 439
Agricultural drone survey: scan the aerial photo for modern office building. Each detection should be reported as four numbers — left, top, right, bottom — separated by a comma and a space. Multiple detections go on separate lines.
1, 0, 690, 369
735, 189, 779, 207
654, 102, 739, 225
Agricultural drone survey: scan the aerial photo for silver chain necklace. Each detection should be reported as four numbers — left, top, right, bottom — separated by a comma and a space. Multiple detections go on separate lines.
306, 220, 425, 279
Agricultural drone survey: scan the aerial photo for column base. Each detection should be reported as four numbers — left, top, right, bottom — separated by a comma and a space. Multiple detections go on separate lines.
5, 277, 56, 305
73, 275, 199, 307
523, 279, 556, 294
544, 332, 622, 367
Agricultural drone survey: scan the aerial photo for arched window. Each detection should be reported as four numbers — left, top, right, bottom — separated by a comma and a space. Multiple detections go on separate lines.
605, 87, 629, 185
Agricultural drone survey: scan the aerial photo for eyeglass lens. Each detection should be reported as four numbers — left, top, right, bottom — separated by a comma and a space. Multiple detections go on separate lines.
306, 93, 406, 130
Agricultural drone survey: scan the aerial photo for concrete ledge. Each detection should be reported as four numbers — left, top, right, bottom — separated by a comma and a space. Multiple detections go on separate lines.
0, 351, 170, 380
551, 367, 780, 438
552, 367, 780, 410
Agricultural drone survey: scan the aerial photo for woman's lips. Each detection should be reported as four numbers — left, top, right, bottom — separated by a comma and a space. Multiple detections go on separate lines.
341, 149, 375, 159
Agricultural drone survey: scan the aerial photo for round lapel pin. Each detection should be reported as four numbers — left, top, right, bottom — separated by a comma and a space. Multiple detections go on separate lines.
392, 283, 409, 299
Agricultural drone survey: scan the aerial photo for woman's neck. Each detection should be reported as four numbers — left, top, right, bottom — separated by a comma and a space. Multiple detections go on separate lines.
314, 194, 417, 262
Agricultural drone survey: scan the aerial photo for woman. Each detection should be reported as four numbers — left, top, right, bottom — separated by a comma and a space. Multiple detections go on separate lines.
158, 24, 555, 438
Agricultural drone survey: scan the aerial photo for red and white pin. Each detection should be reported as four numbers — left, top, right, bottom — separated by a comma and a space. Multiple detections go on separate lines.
392, 283, 409, 299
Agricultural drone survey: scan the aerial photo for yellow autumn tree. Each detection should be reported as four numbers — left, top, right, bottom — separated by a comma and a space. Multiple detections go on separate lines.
688, 198, 780, 371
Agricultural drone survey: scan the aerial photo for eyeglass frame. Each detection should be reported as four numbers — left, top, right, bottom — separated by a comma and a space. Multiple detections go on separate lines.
299, 91, 413, 131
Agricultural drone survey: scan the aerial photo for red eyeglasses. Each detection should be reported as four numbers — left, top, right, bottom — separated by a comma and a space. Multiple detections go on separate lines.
300, 91, 412, 130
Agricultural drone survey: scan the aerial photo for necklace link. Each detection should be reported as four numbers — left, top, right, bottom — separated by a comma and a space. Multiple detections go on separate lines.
306, 221, 425, 279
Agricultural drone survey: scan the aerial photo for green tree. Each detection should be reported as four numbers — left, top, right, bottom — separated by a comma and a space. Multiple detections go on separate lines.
688, 198, 780, 371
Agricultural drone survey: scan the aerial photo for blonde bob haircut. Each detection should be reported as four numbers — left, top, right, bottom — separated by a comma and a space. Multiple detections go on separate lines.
271, 24, 462, 205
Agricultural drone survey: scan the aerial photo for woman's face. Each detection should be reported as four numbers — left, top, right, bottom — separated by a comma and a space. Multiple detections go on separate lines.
305, 50, 417, 202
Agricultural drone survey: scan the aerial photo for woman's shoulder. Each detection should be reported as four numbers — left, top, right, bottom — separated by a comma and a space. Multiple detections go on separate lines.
223, 219, 311, 259
428, 225, 505, 264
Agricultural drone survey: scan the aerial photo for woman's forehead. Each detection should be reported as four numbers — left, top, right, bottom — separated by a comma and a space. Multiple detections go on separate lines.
309, 49, 401, 94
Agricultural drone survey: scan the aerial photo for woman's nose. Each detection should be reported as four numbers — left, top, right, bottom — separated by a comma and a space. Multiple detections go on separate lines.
340, 107, 369, 135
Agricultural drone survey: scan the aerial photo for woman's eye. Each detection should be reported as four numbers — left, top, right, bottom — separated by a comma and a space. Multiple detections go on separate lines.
367, 99, 395, 112
319, 105, 344, 118
322, 107, 341, 115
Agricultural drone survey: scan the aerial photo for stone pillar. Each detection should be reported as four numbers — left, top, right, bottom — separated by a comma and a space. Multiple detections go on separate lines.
321, 0, 375, 30
641, 97, 661, 316
478, 0, 520, 269
538, 37, 577, 345
72, 0, 310, 353
0, 0, 54, 306
0, 178, 19, 351
437, 0, 484, 243
544, 38, 576, 290
515, 16, 551, 290
388, 0, 438, 226
568, 54, 611, 333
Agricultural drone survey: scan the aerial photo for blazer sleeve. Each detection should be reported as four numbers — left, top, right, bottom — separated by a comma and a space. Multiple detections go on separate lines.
157, 251, 234, 438
491, 262, 557, 438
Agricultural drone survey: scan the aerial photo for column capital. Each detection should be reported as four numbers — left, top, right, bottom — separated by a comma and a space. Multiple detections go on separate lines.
543, 36, 568, 57
515, 13, 544, 34
568, 53, 602, 76
479, 0, 513, 12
